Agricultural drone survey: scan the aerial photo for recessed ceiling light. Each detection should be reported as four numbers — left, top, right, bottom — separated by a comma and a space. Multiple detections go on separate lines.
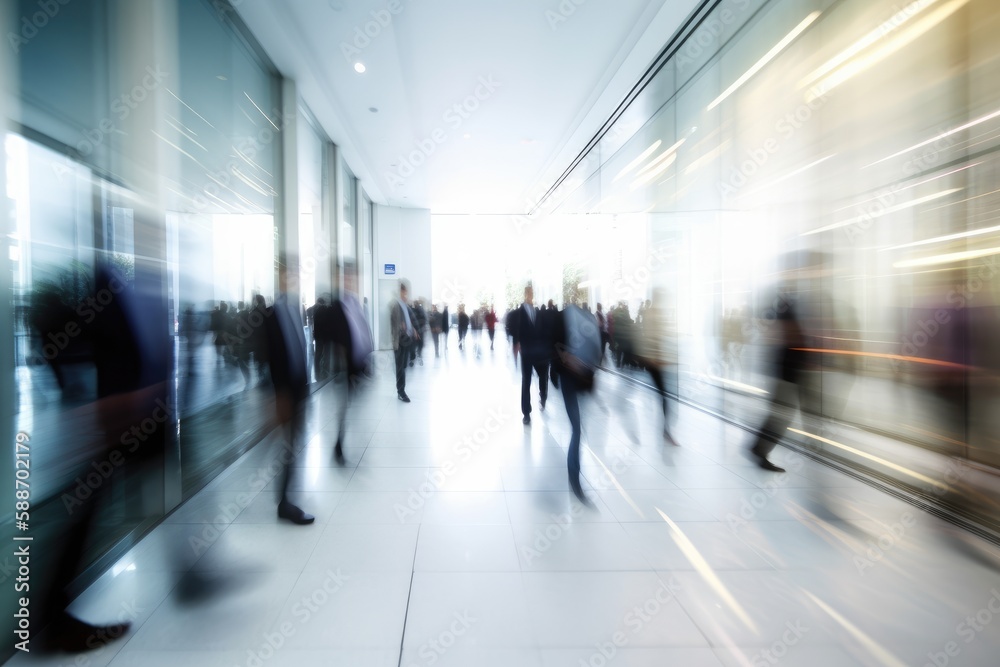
463, 133, 471, 139
216, 75, 227, 80
354, 62, 366, 74
369, 107, 379, 113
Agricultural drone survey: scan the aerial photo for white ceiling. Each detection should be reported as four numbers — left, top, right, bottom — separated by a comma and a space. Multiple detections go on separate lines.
233, 0, 698, 214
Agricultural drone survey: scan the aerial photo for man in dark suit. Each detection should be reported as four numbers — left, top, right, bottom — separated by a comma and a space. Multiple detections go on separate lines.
329, 262, 373, 464
390, 280, 417, 402
440, 304, 449, 351
511, 284, 550, 424
748, 297, 806, 473
266, 261, 314, 524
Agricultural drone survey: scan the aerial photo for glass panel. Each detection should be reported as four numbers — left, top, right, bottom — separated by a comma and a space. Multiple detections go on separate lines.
543, 0, 1000, 500
7, 132, 166, 585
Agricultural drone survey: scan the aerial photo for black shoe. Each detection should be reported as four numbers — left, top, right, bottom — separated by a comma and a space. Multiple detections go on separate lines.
278, 501, 315, 525
540, 399, 546, 411
44, 614, 131, 653
398, 393, 411, 403
522, 415, 530, 425
333, 442, 345, 466
757, 459, 786, 473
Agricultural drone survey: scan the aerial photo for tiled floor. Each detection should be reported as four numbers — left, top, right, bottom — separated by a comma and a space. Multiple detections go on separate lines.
10, 344, 1000, 666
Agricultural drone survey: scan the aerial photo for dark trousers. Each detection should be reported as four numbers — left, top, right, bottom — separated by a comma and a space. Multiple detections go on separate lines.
432, 332, 440, 356
335, 370, 361, 447
521, 355, 549, 416
751, 380, 805, 459
41, 423, 164, 631
561, 375, 582, 476
600, 333, 609, 364
277, 393, 306, 505
394, 344, 409, 393
488, 329, 495, 348
646, 364, 668, 420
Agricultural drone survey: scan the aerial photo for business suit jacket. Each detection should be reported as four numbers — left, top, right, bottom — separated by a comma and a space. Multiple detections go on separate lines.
331, 294, 372, 376
511, 303, 551, 361
390, 299, 415, 351
265, 296, 308, 405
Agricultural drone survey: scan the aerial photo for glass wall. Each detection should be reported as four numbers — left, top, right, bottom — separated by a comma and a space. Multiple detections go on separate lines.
168, 0, 282, 494
1, 0, 296, 604
543, 0, 1000, 496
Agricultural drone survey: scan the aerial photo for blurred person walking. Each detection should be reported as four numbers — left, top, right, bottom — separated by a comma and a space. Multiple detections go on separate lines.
36, 261, 171, 651
747, 296, 806, 472
266, 260, 315, 524
430, 304, 443, 357
329, 262, 373, 464
636, 291, 679, 445
485, 304, 498, 351
552, 302, 602, 503
391, 280, 418, 402
512, 285, 550, 424
457, 304, 470, 350
440, 304, 450, 351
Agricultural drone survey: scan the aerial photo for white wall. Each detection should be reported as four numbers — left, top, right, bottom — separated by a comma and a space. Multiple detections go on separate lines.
373, 205, 432, 350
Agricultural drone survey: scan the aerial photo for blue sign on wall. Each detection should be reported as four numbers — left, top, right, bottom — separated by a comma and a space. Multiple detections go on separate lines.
384, 264, 396, 275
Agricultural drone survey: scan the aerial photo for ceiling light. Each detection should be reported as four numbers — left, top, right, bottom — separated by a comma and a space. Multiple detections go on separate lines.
354, 62, 366, 74
463, 133, 471, 139
216, 75, 227, 81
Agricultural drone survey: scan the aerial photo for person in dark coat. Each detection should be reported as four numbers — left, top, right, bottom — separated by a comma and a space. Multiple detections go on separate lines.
329, 263, 373, 464
37, 261, 170, 651
265, 261, 315, 524
511, 285, 551, 424
440, 304, 449, 351
748, 296, 806, 472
